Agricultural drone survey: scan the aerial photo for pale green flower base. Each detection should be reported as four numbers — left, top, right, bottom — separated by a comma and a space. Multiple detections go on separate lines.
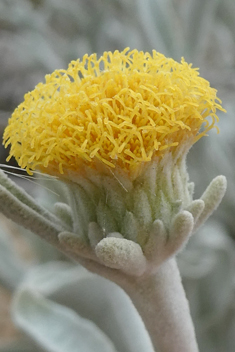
0, 148, 227, 352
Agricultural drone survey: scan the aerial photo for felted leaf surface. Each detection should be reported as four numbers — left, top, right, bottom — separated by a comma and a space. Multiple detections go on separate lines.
0, 227, 26, 289
16, 261, 154, 352
13, 289, 118, 352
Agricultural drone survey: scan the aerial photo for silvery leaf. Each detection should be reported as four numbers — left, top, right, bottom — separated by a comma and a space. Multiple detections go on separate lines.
13, 289, 118, 352
17, 261, 154, 352
0, 226, 26, 290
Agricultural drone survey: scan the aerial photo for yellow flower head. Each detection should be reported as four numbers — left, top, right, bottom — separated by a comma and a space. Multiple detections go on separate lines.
3, 48, 225, 177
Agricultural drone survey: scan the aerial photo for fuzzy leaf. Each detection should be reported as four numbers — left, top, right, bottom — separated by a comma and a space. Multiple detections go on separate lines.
187, 199, 205, 228
107, 232, 124, 239
95, 237, 147, 276
121, 211, 139, 242
13, 262, 154, 352
102, 176, 126, 224
144, 219, 167, 265
133, 186, 152, 229
17, 261, 88, 296
87, 222, 104, 248
13, 289, 118, 352
194, 175, 227, 231
0, 228, 26, 289
0, 185, 62, 245
158, 190, 171, 226
54, 202, 73, 229
58, 232, 96, 260
168, 210, 194, 256
0, 170, 65, 228
96, 199, 118, 235
67, 184, 96, 236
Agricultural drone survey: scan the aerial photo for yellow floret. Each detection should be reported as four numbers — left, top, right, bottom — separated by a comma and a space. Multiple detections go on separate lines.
3, 48, 225, 176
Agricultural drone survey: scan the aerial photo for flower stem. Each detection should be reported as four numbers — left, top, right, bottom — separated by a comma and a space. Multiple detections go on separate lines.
124, 258, 199, 352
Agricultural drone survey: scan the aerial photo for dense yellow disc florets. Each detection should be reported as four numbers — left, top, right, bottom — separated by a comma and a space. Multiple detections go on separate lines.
3, 48, 224, 176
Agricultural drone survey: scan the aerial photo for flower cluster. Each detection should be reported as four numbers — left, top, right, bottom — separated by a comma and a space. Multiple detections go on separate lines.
3, 48, 224, 177
0, 48, 227, 352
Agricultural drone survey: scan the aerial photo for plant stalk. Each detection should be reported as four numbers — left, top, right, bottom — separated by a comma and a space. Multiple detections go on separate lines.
123, 258, 199, 352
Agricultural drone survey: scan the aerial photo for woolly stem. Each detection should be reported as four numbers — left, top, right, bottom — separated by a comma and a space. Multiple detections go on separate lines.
123, 258, 199, 352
